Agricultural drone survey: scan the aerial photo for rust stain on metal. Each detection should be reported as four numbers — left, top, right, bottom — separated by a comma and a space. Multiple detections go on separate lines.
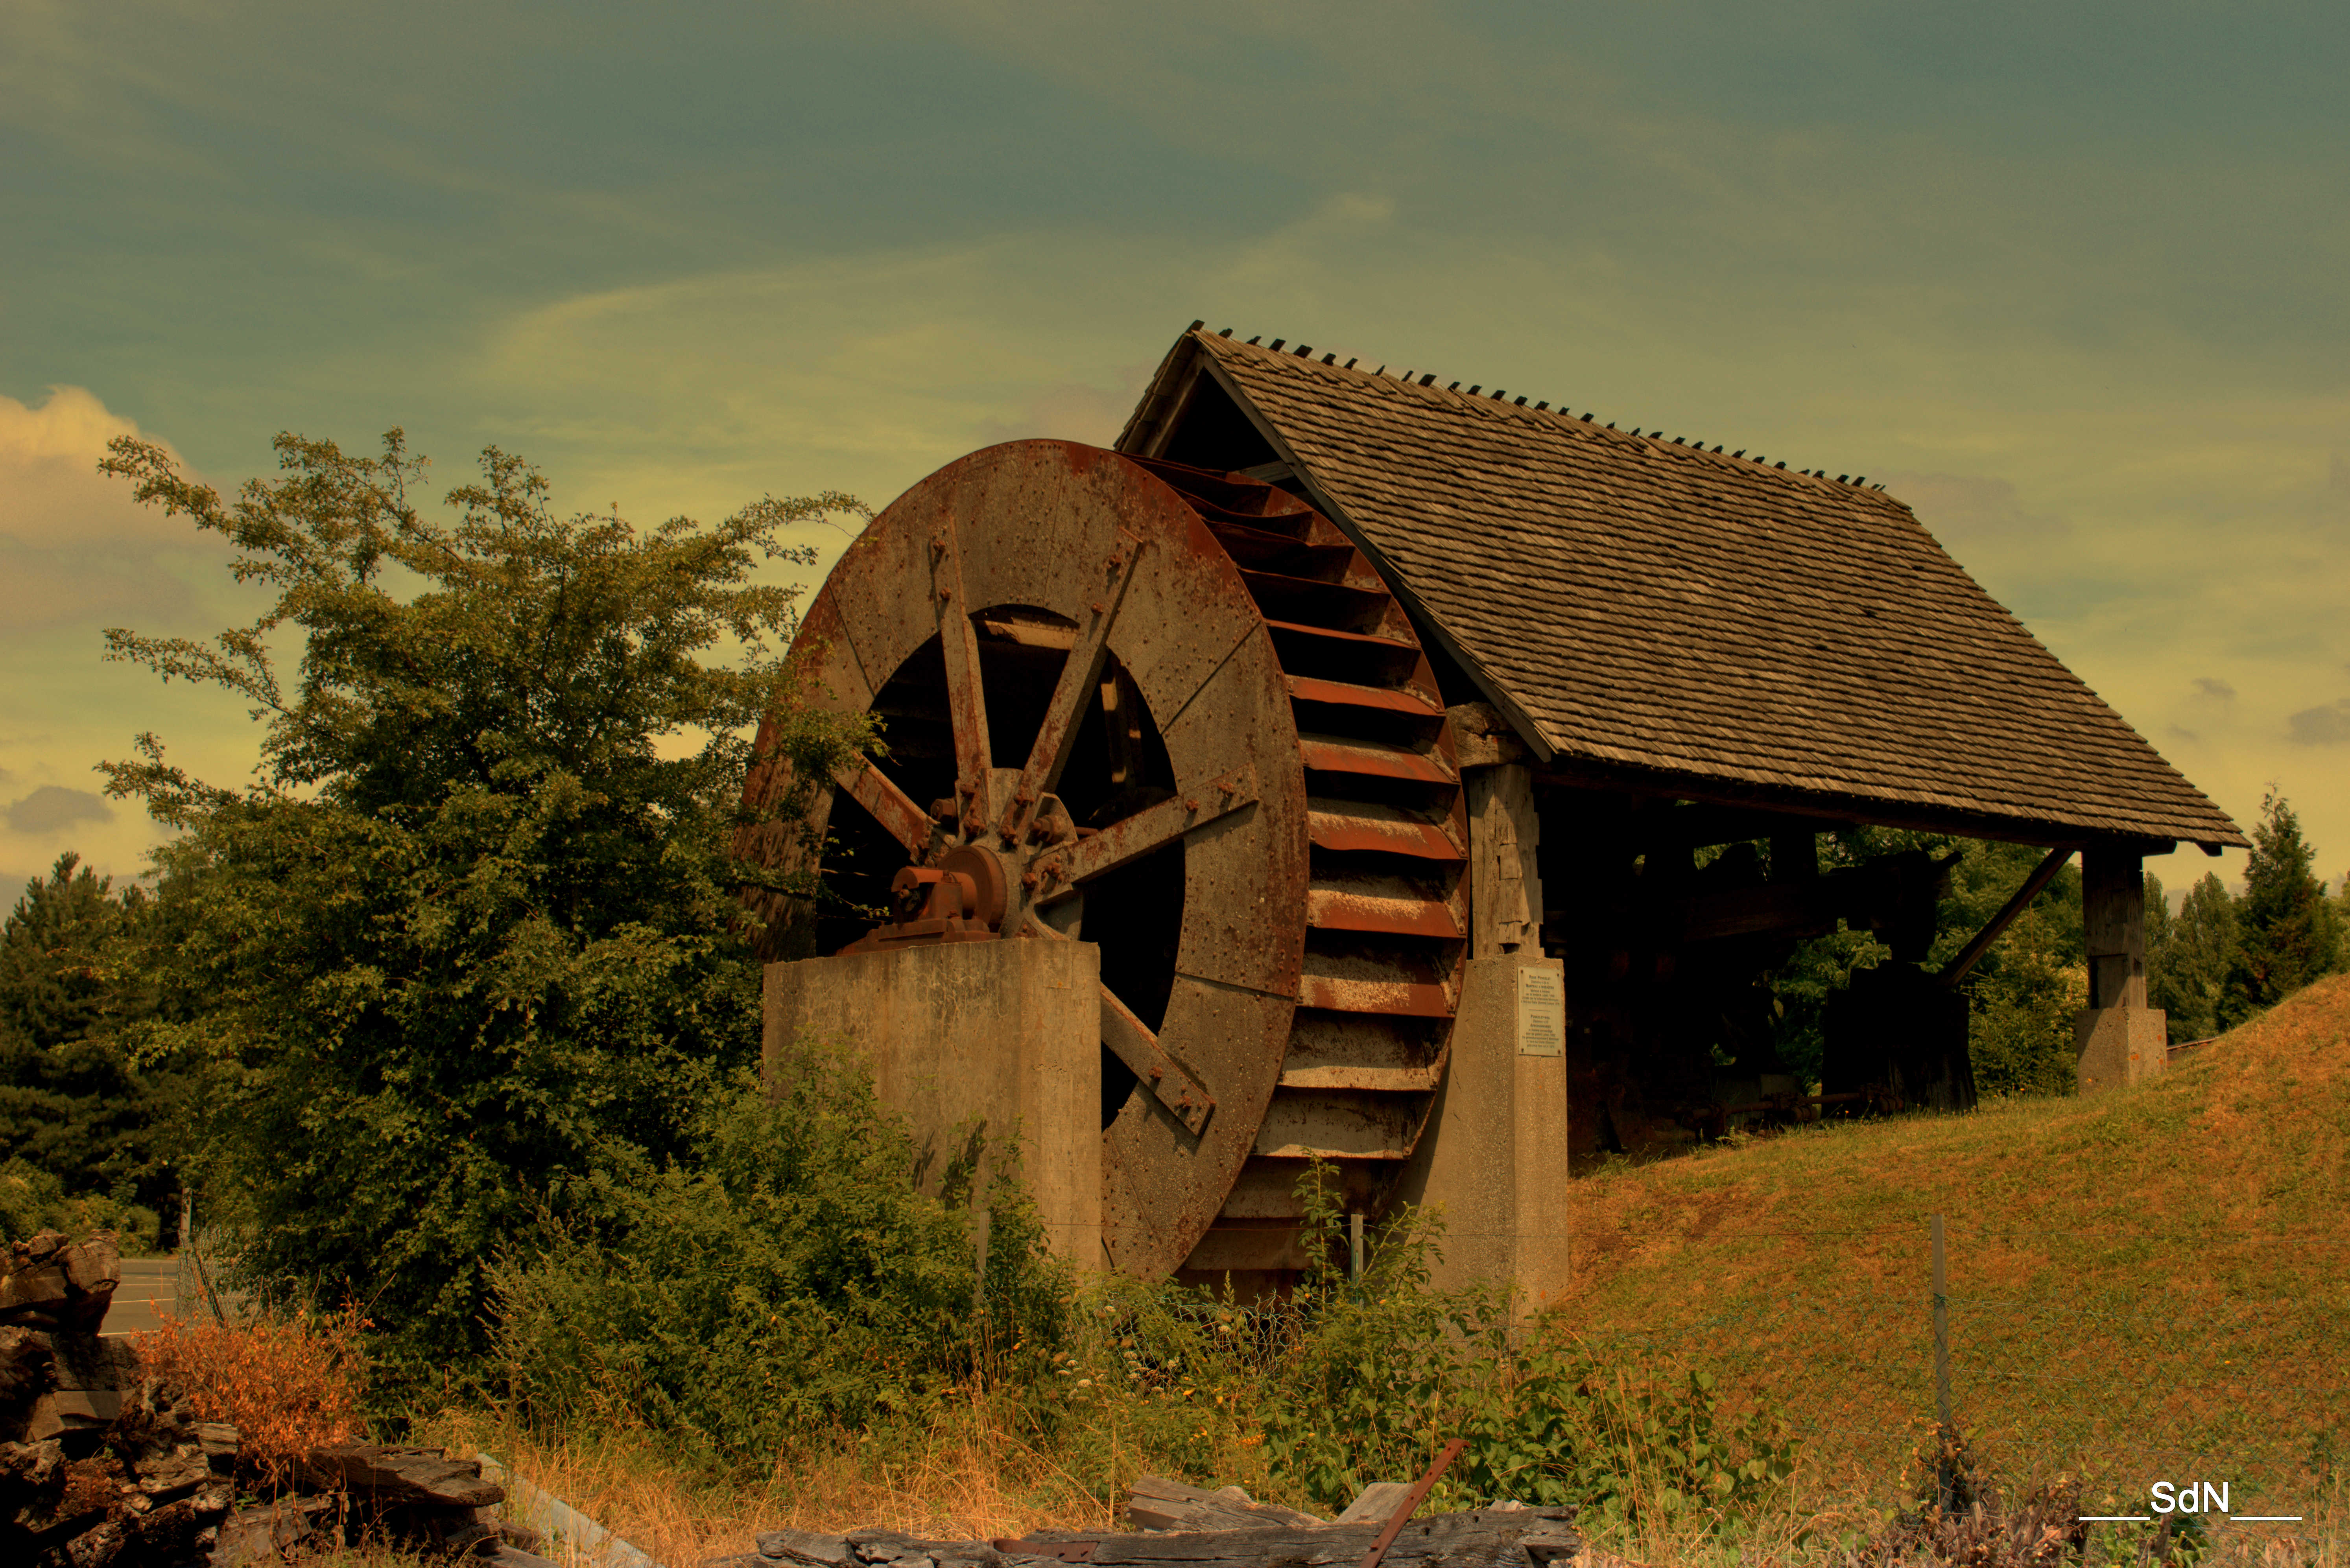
1284, 674, 1445, 715
1298, 976, 1454, 1016
1307, 804, 1464, 860
739, 440, 1470, 1282
832, 757, 933, 857
1305, 886, 1464, 940
1360, 1439, 1469, 1568
1299, 735, 1457, 785
1101, 984, 1216, 1136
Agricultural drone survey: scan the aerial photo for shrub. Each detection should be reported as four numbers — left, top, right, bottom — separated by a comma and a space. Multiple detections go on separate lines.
0, 1158, 162, 1252
0, 1157, 65, 1242
1047, 1169, 1799, 1535
486, 1047, 1070, 1471
1251, 1174, 1797, 1529
483, 1113, 1797, 1535
136, 1303, 370, 1480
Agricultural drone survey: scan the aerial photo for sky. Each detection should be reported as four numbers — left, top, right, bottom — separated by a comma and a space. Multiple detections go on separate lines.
4, 0, 2346, 903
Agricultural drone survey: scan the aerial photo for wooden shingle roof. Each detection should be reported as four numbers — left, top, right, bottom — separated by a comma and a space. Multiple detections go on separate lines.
1119, 328, 2246, 852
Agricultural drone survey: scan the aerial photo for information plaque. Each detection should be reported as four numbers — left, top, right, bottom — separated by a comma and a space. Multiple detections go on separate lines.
1515, 964, 1565, 1057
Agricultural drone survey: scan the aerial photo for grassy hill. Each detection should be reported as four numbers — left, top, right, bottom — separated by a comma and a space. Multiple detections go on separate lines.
1557, 975, 2350, 1523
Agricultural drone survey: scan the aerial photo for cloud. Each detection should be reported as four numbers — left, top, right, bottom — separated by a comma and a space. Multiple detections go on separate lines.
0, 386, 227, 633
2285, 700, 2350, 746
5, 785, 113, 833
972, 365, 1157, 448
2191, 676, 2236, 701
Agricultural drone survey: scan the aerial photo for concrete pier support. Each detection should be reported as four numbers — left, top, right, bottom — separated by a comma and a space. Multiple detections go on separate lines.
1395, 952, 1572, 1316
762, 938, 1106, 1268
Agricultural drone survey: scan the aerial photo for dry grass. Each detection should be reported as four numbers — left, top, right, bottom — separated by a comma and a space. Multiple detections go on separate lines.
135, 1302, 369, 1480
1556, 976, 2350, 1519
418, 1398, 1125, 1568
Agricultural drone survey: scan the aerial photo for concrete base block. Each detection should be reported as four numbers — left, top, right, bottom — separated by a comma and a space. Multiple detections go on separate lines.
1394, 954, 1571, 1316
2074, 1005, 2168, 1094
762, 939, 1104, 1269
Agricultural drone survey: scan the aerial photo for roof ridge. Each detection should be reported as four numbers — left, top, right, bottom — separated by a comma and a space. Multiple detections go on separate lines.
1195, 325, 1897, 499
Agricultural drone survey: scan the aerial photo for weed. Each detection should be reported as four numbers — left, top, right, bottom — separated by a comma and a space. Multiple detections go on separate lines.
135, 1302, 369, 1481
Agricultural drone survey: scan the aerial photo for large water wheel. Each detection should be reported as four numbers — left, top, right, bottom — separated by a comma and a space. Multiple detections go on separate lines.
738, 440, 1468, 1281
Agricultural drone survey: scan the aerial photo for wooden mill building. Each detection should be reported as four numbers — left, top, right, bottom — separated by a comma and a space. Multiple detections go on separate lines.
1115, 324, 2246, 1164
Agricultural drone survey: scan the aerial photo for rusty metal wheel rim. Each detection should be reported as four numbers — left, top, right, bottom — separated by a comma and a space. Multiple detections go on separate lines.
741, 440, 1468, 1280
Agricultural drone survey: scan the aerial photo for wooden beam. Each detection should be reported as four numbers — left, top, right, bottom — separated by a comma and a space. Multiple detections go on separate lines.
2082, 844, 2149, 1009
1531, 757, 2139, 854
1937, 846, 2075, 987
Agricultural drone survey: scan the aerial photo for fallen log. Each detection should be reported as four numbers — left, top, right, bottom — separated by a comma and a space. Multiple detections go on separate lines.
1125, 1475, 1326, 1532
760, 1524, 856, 1565
1004, 1507, 1580, 1568
302, 1443, 505, 1507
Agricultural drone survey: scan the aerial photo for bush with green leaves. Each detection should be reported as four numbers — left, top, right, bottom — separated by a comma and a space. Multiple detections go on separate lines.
92, 430, 872, 1387
1040, 1170, 1800, 1535
1765, 832, 2087, 1096
486, 1046, 1069, 1470
1251, 1175, 1798, 1531
0, 1158, 162, 1252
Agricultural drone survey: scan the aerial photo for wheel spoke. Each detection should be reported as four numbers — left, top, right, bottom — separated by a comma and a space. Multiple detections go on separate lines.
1100, 982, 1214, 1135
832, 757, 934, 857
1043, 765, 1259, 891
930, 523, 993, 825
999, 532, 1145, 840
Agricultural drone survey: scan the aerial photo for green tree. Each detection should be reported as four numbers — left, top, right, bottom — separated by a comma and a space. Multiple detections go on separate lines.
1766, 832, 2086, 1096
96, 428, 871, 1385
2149, 871, 2237, 1043
2143, 869, 2171, 988
1955, 862, 2085, 1098
0, 853, 186, 1212
2225, 790, 2338, 1024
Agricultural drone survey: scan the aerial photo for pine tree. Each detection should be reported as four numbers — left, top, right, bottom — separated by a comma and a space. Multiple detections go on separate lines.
0, 854, 181, 1207
2224, 790, 2338, 1023
2149, 871, 2237, 1042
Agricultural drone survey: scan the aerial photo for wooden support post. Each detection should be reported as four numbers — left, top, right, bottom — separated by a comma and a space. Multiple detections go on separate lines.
1931, 1212, 1957, 1512
1467, 764, 1542, 959
1939, 845, 2075, 987
2081, 846, 2147, 1010
2075, 842, 2166, 1092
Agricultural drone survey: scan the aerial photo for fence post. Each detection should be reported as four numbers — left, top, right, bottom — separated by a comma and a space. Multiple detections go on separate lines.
1932, 1212, 1956, 1511
972, 1148, 991, 1322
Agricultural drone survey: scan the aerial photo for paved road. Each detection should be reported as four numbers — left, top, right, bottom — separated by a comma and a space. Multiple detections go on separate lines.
104, 1258, 184, 1337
